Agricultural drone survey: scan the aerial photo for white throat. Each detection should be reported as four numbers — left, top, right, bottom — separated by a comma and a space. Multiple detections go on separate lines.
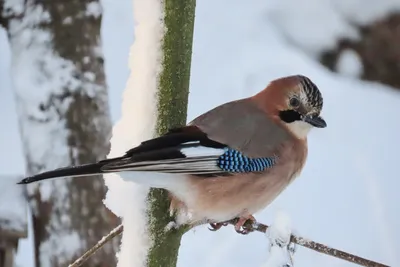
286, 120, 313, 139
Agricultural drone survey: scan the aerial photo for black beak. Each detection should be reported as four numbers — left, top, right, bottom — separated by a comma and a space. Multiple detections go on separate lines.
303, 114, 327, 128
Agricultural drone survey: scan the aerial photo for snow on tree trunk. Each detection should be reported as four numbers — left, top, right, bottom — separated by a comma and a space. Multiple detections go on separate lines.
103, 0, 196, 267
1, 1, 119, 267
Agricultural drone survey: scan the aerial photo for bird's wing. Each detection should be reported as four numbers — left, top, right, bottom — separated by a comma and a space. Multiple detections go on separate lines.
100, 126, 228, 175
189, 98, 291, 158
101, 125, 276, 176
101, 100, 290, 176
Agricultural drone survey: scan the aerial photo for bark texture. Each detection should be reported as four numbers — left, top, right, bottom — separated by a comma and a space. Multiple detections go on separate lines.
147, 0, 196, 266
1, 1, 119, 266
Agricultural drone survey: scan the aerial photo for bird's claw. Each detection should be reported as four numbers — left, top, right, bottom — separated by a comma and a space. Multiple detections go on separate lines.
234, 215, 256, 235
208, 223, 220, 231
234, 223, 254, 235
208, 222, 228, 232
208, 215, 256, 235
235, 227, 251, 235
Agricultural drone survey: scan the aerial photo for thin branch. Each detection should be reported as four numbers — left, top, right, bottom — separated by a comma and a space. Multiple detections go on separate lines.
68, 224, 123, 267
233, 218, 390, 267
69, 219, 390, 267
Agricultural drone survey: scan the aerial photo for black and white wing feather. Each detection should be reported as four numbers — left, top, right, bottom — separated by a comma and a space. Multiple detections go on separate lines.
100, 126, 228, 175
17, 126, 230, 184
18, 125, 277, 184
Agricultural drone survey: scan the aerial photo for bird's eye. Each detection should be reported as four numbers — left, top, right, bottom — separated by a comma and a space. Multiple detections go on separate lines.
289, 97, 300, 108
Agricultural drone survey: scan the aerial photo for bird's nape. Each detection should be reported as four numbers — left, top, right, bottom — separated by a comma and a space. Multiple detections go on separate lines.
297, 75, 324, 112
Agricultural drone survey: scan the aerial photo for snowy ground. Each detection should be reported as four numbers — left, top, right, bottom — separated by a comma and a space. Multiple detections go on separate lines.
1, 0, 399, 266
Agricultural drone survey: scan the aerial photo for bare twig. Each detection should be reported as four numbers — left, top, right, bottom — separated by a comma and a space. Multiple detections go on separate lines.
69, 219, 390, 267
68, 224, 123, 267
233, 219, 390, 267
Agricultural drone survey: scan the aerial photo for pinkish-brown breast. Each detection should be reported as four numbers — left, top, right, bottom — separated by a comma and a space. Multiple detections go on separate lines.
170, 138, 308, 224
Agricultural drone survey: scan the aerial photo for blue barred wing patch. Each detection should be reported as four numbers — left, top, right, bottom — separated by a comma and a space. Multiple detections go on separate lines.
217, 148, 276, 173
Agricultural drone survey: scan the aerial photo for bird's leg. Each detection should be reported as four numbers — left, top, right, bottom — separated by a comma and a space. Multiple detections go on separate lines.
208, 222, 229, 231
234, 214, 256, 235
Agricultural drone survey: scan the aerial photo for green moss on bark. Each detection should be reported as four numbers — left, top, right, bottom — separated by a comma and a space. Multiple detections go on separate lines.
156, 0, 196, 134
146, 0, 196, 267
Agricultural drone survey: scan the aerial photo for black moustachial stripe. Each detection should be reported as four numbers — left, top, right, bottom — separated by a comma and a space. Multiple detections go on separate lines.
279, 110, 301, 124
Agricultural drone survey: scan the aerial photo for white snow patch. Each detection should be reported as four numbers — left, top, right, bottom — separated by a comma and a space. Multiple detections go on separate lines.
263, 246, 293, 267
83, 56, 91, 64
266, 211, 292, 247
41, 10, 51, 23
165, 221, 177, 231
84, 71, 96, 82
86, 2, 103, 18
0, 176, 27, 233
93, 44, 103, 58
103, 0, 165, 266
2, 0, 24, 17
336, 49, 363, 77
261, 212, 295, 267
63, 17, 73, 25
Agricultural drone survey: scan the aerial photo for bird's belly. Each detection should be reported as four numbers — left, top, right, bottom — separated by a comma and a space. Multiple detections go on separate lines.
184, 165, 298, 223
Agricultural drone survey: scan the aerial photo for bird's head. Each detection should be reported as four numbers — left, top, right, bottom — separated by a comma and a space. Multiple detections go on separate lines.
253, 75, 326, 139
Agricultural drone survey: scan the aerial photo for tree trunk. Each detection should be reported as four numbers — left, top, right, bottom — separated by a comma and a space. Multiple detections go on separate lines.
146, 1, 196, 266
146, 0, 196, 266
103, 0, 196, 266
1, 1, 119, 267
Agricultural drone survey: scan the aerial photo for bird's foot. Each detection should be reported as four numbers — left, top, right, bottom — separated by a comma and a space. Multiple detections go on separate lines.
234, 214, 256, 235
208, 222, 229, 231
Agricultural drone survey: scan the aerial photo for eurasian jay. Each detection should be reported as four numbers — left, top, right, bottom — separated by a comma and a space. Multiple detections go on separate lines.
18, 75, 326, 234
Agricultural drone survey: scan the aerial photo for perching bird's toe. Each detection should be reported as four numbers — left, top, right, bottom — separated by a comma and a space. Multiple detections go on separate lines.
234, 214, 256, 235
208, 222, 228, 231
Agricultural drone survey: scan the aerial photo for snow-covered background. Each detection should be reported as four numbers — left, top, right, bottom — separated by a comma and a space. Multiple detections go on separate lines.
1, 0, 399, 266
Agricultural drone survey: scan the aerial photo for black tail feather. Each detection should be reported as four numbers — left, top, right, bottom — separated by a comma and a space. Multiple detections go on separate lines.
17, 162, 106, 184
